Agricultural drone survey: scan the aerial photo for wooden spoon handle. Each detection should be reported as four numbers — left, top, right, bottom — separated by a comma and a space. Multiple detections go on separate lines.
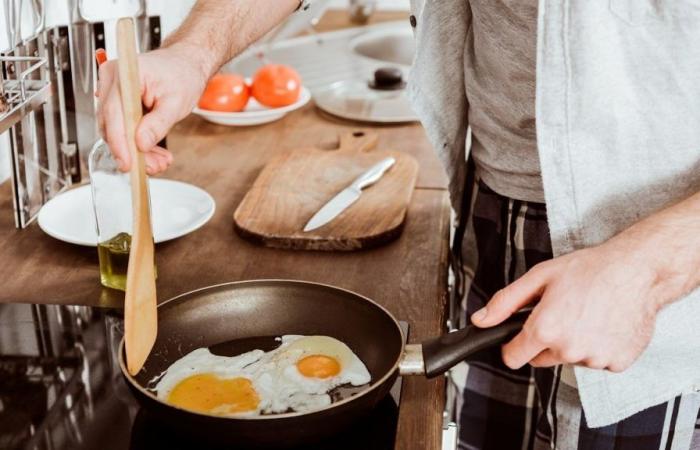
117, 17, 158, 376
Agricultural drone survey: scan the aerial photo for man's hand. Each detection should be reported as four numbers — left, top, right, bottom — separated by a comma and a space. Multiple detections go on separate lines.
471, 241, 659, 372
96, 46, 205, 174
95, 0, 299, 174
471, 190, 700, 372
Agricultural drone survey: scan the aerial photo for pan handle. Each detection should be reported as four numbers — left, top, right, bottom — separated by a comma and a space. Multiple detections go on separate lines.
418, 310, 530, 378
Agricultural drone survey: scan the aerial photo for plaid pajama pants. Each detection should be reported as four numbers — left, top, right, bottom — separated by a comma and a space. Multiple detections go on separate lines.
450, 179, 700, 450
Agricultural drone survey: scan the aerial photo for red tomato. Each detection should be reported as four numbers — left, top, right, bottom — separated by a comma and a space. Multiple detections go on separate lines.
251, 64, 302, 108
198, 74, 250, 112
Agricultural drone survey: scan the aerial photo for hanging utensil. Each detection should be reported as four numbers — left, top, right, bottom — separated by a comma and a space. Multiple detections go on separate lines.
4, 0, 18, 48
116, 17, 157, 376
29, 0, 44, 36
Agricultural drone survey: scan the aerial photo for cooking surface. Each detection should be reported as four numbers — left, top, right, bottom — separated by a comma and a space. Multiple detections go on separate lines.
0, 302, 408, 450
131, 396, 400, 449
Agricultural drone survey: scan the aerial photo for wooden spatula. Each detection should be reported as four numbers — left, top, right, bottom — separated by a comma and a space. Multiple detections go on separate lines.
117, 17, 157, 376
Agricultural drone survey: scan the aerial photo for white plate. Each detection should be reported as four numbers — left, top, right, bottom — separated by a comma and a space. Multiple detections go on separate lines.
37, 179, 216, 247
192, 87, 311, 126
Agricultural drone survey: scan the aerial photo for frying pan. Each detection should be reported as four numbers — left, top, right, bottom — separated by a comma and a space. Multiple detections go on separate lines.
118, 280, 527, 448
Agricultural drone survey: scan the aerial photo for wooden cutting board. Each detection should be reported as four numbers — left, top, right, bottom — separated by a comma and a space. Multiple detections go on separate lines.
233, 130, 419, 251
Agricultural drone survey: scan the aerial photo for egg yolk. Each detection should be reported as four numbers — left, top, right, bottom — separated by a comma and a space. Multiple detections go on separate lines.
296, 354, 341, 378
167, 374, 259, 415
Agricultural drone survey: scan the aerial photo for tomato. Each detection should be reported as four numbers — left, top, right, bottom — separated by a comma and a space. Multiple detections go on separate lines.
198, 74, 250, 112
251, 64, 302, 108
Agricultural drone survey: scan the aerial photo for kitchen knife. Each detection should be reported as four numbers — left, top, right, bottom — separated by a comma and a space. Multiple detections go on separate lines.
303, 157, 396, 232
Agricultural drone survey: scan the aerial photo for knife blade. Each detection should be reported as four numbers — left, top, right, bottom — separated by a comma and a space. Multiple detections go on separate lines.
304, 157, 396, 233
304, 157, 396, 232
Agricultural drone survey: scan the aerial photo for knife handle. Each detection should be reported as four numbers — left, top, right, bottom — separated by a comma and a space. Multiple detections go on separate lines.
351, 157, 396, 190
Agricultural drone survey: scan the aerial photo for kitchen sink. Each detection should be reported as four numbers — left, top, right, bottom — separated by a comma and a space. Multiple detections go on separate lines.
350, 27, 415, 66
226, 21, 415, 93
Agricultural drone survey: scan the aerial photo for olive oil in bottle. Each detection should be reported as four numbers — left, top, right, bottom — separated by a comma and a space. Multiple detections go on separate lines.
97, 232, 131, 291
90, 138, 155, 292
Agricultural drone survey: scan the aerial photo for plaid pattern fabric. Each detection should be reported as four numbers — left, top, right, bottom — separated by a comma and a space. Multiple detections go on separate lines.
450, 179, 700, 450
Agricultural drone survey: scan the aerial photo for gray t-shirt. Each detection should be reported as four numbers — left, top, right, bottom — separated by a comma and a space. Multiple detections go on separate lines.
465, 0, 543, 202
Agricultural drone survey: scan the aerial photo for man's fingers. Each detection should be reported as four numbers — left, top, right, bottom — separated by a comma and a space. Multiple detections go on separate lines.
471, 264, 550, 328
98, 60, 168, 171
501, 327, 546, 369
97, 62, 115, 97
149, 145, 173, 164
136, 98, 181, 153
581, 358, 608, 371
101, 85, 131, 172
96, 61, 131, 169
144, 147, 173, 175
529, 350, 563, 368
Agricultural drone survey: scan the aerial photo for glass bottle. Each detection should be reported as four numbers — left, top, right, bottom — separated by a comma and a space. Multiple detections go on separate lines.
89, 138, 155, 291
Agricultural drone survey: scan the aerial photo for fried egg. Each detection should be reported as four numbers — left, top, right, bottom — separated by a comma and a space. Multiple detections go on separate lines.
152, 335, 371, 417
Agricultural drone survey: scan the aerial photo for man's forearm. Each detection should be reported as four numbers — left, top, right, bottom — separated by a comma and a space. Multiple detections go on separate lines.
613, 189, 700, 309
162, 0, 299, 79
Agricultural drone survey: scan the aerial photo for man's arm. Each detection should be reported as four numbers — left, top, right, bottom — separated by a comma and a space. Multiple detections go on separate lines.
163, 0, 299, 83
471, 189, 700, 372
96, 0, 299, 174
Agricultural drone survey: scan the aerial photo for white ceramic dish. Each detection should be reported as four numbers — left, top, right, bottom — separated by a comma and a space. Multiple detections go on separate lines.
37, 179, 216, 247
192, 87, 311, 126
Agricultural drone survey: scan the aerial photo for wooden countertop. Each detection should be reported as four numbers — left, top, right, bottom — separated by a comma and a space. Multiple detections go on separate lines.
310, 9, 410, 34
0, 106, 451, 450
0, 12, 451, 450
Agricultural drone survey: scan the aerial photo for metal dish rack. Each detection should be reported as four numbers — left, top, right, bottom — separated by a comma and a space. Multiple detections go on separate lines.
0, 0, 161, 228
0, 55, 50, 132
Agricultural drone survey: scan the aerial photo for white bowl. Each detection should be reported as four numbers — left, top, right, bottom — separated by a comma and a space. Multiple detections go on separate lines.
192, 87, 311, 126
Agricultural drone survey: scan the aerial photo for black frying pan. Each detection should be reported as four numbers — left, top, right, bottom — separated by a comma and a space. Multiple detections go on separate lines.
119, 280, 526, 448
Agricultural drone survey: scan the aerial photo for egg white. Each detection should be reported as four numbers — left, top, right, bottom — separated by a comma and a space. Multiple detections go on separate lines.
153, 335, 371, 416
274, 335, 372, 393
153, 348, 263, 400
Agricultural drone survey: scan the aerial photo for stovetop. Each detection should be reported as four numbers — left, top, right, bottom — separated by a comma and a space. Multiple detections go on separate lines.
0, 303, 405, 450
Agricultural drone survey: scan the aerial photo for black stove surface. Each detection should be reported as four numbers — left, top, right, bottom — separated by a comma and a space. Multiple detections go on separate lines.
129, 395, 399, 450
0, 303, 405, 450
